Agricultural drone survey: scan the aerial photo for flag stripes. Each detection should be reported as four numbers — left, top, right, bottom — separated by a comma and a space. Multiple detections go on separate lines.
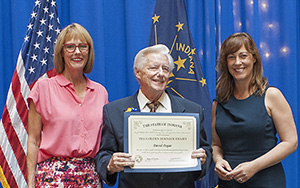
0, 0, 60, 186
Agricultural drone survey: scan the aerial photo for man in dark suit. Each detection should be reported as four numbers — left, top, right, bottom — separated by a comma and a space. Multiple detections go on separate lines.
95, 44, 212, 188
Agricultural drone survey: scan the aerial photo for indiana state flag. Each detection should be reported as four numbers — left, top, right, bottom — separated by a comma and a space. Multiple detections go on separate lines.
149, 0, 218, 187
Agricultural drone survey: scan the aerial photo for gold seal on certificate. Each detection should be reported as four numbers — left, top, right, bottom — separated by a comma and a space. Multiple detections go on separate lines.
124, 112, 200, 173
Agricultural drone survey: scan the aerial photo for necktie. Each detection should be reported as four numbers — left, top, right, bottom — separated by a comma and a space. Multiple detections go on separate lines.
147, 101, 160, 112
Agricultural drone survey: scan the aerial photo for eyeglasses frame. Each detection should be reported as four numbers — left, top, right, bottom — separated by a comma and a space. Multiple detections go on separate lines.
63, 43, 90, 53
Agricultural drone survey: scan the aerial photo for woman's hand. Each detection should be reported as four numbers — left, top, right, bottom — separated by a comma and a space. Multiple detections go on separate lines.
229, 161, 258, 183
214, 159, 233, 181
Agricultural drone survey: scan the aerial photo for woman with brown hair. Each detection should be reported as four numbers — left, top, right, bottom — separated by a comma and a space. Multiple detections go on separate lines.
212, 32, 297, 187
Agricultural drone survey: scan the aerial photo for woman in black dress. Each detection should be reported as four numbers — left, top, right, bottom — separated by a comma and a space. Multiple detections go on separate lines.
212, 32, 298, 187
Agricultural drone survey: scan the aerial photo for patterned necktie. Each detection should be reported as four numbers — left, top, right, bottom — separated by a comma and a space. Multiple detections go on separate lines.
146, 101, 160, 112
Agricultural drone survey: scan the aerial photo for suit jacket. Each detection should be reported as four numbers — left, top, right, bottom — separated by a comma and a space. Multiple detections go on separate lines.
95, 92, 212, 188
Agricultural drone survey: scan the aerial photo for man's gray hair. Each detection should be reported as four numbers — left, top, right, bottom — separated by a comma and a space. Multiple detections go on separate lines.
134, 44, 174, 72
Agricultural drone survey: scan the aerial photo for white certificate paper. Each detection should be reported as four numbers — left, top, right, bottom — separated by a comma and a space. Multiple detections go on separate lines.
124, 112, 201, 173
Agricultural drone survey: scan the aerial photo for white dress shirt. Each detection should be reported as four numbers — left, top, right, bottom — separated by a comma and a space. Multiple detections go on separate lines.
137, 89, 172, 113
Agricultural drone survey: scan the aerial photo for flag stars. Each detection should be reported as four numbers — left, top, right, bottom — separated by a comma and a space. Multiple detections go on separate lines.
37, 30, 43, 37
55, 28, 60, 35
199, 78, 207, 87
31, 11, 37, 19
174, 56, 186, 71
20, 0, 60, 86
40, 18, 47, 25
28, 66, 35, 74
27, 23, 33, 30
176, 22, 184, 32
190, 48, 196, 55
31, 54, 38, 62
49, 13, 55, 19
46, 35, 52, 42
35, 0, 41, 7
51, 0, 56, 7
33, 42, 40, 49
43, 7, 49, 13
40, 58, 47, 66
43, 47, 50, 53
48, 24, 53, 31
24, 36, 29, 42
152, 14, 160, 24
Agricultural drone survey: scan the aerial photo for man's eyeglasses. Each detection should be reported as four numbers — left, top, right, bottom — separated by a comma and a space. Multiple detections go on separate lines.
63, 43, 90, 53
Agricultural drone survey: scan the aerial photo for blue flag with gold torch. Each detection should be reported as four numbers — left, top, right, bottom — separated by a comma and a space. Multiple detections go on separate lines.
149, 0, 218, 187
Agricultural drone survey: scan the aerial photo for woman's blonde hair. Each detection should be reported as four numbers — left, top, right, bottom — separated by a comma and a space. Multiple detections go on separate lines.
54, 23, 95, 74
216, 32, 268, 103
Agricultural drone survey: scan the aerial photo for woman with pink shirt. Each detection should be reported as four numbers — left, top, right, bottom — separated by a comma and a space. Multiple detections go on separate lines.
27, 23, 108, 188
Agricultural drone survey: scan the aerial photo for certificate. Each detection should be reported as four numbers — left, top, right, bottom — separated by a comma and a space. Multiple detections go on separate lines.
124, 112, 201, 173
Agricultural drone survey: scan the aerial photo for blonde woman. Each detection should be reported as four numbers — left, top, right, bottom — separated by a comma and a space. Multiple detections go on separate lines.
27, 23, 108, 187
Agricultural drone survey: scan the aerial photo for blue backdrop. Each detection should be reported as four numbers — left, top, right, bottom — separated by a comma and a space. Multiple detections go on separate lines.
0, 0, 299, 187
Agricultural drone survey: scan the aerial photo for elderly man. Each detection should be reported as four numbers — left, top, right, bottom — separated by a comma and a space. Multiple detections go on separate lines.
95, 44, 212, 188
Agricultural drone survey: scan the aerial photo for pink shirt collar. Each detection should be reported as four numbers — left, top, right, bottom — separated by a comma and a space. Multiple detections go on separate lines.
55, 73, 95, 90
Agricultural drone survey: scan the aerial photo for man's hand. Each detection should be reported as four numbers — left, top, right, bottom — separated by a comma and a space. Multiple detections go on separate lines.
107, 153, 135, 175
191, 148, 207, 165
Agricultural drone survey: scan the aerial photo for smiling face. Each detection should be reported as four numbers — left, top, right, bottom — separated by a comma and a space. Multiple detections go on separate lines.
227, 45, 256, 84
62, 37, 89, 74
135, 52, 170, 101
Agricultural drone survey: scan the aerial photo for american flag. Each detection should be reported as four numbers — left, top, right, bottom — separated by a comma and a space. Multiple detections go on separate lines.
0, 0, 60, 187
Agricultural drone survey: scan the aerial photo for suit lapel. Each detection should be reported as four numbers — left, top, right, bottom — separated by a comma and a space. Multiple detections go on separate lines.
123, 91, 141, 112
169, 93, 185, 113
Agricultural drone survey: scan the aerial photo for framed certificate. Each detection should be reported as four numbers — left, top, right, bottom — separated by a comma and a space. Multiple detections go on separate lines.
124, 112, 201, 173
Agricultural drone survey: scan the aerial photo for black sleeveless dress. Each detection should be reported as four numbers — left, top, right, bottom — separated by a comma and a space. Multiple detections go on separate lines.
215, 89, 286, 188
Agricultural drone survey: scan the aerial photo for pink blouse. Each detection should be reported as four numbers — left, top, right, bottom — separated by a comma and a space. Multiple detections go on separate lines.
28, 74, 108, 163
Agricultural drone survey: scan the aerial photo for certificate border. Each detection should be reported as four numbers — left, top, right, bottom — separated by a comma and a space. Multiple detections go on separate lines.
124, 112, 201, 173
